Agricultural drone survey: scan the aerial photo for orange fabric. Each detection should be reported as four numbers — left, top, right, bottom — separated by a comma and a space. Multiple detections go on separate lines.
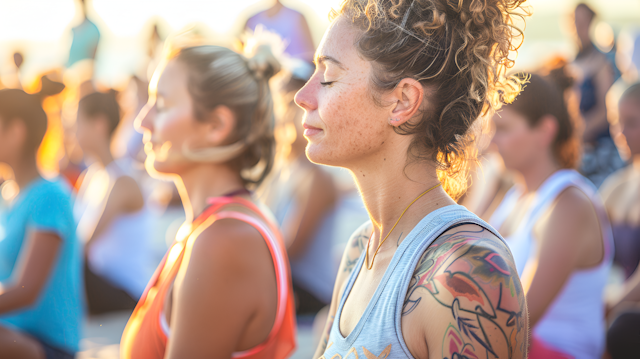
120, 196, 296, 359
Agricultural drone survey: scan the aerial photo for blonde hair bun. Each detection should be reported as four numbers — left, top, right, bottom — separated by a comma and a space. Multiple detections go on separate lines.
246, 45, 282, 81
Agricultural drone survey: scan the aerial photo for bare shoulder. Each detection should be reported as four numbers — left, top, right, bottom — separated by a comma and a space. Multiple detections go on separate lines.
402, 224, 528, 359
184, 217, 273, 280
549, 186, 598, 226
599, 166, 634, 205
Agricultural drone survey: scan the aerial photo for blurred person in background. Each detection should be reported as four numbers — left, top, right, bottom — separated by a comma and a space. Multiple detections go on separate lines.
74, 91, 155, 314
244, 0, 315, 62
490, 73, 613, 358
297, 0, 529, 357
1, 52, 25, 90
602, 83, 640, 359
260, 66, 338, 316
459, 125, 516, 221
0, 89, 83, 359
572, 2, 624, 187
66, 0, 100, 70
119, 44, 296, 358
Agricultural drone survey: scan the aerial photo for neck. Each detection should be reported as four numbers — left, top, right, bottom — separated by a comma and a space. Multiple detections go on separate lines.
90, 144, 114, 167
176, 164, 246, 222
11, 155, 41, 189
267, 0, 283, 14
517, 155, 560, 193
348, 145, 454, 251
632, 154, 640, 170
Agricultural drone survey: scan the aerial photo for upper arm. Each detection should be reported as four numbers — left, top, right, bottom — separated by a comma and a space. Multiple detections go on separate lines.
90, 176, 144, 243
297, 14, 314, 48
0, 231, 61, 314
286, 169, 337, 258
312, 221, 372, 358
14, 231, 62, 301
525, 187, 599, 325
595, 61, 614, 100
402, 225, 528, 359
165, 219, 273, 358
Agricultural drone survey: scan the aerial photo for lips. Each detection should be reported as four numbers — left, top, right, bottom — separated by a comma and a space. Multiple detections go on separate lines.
302, 122, 322, 137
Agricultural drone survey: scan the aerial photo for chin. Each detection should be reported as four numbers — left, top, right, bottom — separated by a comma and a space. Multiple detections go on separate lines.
144, 155, 179, 180
305, 142, 349, 168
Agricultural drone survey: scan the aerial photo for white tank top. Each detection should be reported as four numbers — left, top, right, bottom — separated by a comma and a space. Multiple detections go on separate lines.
490, 169, 613, 358
74, 161, 156, 299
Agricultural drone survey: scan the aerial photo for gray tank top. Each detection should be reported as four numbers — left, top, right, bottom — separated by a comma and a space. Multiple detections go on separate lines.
320, 205, 506, 358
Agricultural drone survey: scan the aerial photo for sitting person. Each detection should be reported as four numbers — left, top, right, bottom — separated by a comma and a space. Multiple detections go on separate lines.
0, 89, 83, 359
74, 91, 155, 314
490, 73, 613, 358
119, 45, 296, 358
298, 0, 529, 357
603, 83, 640, 359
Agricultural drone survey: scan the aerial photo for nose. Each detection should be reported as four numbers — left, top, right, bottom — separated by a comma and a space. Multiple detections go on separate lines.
294, 77, 318, 112
135, 100, 155, 135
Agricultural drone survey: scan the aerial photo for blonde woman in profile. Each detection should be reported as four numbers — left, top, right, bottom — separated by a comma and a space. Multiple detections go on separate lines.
294, 0, 529, 358
119, 45, 296, 358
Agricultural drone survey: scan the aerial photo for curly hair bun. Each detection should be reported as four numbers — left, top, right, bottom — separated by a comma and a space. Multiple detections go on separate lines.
334, 0, 529, 200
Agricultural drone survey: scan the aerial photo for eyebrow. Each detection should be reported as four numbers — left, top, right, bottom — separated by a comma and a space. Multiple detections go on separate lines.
314, 55, 346, 70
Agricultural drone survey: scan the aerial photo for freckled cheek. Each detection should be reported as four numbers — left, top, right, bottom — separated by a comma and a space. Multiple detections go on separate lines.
320, 86, 379, 147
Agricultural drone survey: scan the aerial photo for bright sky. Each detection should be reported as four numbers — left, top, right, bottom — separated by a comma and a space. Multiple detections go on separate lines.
0, 0, 638, 85
0, 0, 340, 41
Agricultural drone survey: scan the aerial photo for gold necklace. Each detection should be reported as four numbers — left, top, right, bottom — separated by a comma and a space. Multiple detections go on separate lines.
365, 182, 442, 270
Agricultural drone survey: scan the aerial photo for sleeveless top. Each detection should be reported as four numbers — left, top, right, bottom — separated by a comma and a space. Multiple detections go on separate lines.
320, 205, 506, 358
246, 7, 314, 61
490, 169, 613, 359
120, 196, 296, 359
74, 161, 155, 299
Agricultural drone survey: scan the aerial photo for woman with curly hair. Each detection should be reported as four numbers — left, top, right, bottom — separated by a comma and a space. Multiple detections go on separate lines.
119, 45, 296, 358
294, 0, 530, 358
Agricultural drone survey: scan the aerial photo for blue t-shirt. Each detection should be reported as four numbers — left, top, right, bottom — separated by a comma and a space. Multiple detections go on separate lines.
0, 177, 84, 353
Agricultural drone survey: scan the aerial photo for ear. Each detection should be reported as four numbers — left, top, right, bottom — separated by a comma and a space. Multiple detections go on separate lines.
202, 105, 237, 146
538, 114, 559, 147
386, 78, 425, 127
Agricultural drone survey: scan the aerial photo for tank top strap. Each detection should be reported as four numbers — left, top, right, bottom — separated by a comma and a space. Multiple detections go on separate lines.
520, 169, 585, 232
122, 194, 296, 359
328, 205, 505, 356
211, 210, 292, 358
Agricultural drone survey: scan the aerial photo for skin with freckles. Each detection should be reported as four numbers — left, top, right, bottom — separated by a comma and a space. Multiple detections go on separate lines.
296, 18, 406, 170
298, 17, 527, 359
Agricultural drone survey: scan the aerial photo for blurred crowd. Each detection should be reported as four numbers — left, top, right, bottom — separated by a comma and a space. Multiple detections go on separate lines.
0, 0, 639, 358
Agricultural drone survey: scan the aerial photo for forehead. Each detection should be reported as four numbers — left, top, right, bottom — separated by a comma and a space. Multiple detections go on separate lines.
315, 17, 365, 69
156, 59, 189, 95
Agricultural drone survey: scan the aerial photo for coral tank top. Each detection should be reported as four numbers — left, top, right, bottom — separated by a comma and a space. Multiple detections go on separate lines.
120, 196, 296, 359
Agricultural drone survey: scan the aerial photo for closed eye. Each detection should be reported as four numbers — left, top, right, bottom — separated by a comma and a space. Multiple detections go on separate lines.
320, 81, 335, 86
